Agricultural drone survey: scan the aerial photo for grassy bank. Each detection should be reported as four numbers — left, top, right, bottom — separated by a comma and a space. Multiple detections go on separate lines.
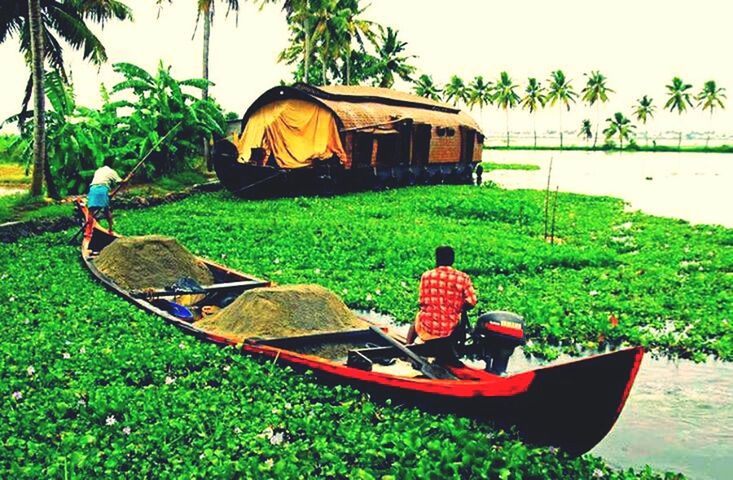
0, 170, 212, 224
484, 144, 733, 154
0, 187, 701, 478
483, 162, 540, 171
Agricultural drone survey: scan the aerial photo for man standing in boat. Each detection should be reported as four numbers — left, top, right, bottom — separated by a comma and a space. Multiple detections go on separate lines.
407, 246, 477, 360
86, 158, 123, 234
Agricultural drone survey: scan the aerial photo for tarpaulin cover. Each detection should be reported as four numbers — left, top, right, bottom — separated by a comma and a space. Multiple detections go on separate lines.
233, 99, 348, 169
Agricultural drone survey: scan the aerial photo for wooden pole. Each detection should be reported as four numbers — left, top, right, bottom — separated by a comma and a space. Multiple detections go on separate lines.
550, 186, 559, 245
543, 156, 554, 240
110, 121, 182, 198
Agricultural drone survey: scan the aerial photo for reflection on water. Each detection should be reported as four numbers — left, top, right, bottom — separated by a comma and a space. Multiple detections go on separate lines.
355, 309, 733, 480
483, 149, 733, 227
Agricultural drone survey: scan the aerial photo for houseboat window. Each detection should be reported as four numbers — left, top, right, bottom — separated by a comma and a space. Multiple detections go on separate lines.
446, 128, 456, 137
436, 127, 446, 137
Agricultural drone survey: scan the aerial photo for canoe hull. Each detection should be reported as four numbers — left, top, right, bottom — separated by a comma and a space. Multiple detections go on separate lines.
77, 203, 642, 455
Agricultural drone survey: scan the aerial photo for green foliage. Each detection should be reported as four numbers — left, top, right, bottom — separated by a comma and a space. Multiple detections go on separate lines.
7, 63, 225, 197
0, 134, 25, 164
114, 187, 731, 363
109, 61, 225, 178
0, 187, 699, 478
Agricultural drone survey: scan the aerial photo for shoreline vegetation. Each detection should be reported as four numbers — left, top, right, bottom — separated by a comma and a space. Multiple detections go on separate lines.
484, 143, 733, 153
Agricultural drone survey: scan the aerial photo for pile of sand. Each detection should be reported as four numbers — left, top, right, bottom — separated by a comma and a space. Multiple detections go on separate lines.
94, 235, 214, 291
194, 284, 367, 340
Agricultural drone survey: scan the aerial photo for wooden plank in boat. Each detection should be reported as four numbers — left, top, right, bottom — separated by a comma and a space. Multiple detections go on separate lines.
131, 280, 270, 299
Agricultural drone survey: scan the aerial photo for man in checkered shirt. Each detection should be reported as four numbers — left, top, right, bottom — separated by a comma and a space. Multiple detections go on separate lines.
406, 246, 477, 351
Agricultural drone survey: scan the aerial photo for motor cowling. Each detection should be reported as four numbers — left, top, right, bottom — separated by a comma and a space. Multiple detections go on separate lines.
472, 311, 526, 375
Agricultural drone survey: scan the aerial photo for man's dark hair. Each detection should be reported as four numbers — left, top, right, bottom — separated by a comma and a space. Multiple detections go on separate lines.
435, 246, 455, 267
103, 157, 114, 167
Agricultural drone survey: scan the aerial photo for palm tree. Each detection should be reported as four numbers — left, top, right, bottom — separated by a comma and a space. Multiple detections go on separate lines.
443, 75, 469, 107
2, 0, 132, 197
338, 0, 379, 85
603, 112, 636, 151
193, 0, 240, 166
579, 119, 592, 144
375, 27, 415, 88
521, 77, 546, 148
546, 70, 577, 149
696, 80, 726, 147
581, 70, 613, 148
467, 76, 493, 130
413, 74, 442, 101
664, 77, 693, 149
309, 0, 350, 85
493, 72, 520, 147
633, 95, 655, 146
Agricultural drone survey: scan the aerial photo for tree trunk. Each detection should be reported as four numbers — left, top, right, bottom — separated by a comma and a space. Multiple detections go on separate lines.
28, 0, 45, 197
202, 5, 212, 169
345, 44, 351, 85
303, 20, 310, 84
592, 103, 600, 149
505, 109, 510, 147
678, 115, 682, 150
322, 54, 327, 85
559, 108, 564, 150
533, 113, 537, 148
706, 111, 712, 148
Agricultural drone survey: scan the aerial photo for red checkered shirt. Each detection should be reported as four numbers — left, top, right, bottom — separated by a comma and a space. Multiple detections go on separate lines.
416, 266, 477, 340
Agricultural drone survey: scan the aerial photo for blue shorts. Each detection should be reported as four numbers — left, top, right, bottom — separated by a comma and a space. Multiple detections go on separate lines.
88, 184, 110, 208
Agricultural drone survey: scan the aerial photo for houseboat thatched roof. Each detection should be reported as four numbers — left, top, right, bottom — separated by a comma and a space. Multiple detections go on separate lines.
242, 83, 482, 134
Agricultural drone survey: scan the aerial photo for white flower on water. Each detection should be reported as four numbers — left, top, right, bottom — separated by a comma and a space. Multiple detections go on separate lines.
314, 268, 321, 274
79, 347, 86, 354
258, 426, 274, 439
269, 432, 284, 445
264, 458, 274, 469
342, 288, 349, 294
105, 415, 117, 426
24, 319, 30, 325
9, 296, 15, 302
233, 427, 242, 434
223, 365, 231, 372
221, 254, 227, 259
122, 427, 131, 435
284, 402, 292, 410
12, 391, 22, 400
592, 468, 605, 478
375, 289, 382, 296
26, 366, 35, 376
165, 376, 176, 385
78, 398, 87, 406
497, 285, 504, 292
178, 342, 186, 349
273, 258, 280, 264
400, 281, 407, 288
365, 294, 373, 301
62, 352, 71, 359
589, 290, 599, 297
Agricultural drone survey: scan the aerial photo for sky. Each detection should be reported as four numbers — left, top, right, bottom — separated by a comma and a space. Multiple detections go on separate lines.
2, 0, 732, 138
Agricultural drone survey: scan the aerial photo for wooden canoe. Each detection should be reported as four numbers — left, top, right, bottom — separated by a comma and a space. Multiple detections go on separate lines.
77, 202, 643, 455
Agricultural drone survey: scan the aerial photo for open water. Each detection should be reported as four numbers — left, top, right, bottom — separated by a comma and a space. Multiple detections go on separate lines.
483, 149, 733, 227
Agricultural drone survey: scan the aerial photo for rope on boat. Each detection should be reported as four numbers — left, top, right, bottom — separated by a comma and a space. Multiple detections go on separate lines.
231, 170, 287, 196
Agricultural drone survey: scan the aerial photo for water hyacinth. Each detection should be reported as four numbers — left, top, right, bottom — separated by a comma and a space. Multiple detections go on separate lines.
122, 427, 131, 435
105, 415, 117, 426
12, 391, 22, 400
164, 376, 176, 385
26, 366, 35, 376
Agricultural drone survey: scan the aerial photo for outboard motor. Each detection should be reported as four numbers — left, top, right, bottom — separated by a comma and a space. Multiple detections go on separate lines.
472, 311, 526, 375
